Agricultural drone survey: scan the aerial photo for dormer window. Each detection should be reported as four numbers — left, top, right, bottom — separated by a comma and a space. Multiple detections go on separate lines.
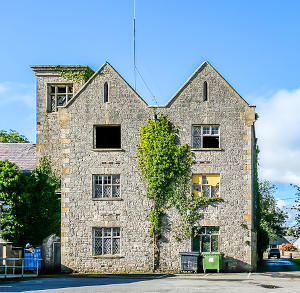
104, 82, 109, 103
48, 84, 73, 112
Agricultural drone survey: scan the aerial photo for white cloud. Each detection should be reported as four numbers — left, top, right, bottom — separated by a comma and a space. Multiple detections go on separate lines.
276, 198, 288, 210
276, 198, 296, 226
250, 88, 300, 185
0, 82, 34, 108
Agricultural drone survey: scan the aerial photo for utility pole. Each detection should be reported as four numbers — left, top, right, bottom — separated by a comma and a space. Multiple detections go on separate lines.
133, 0, 136, 90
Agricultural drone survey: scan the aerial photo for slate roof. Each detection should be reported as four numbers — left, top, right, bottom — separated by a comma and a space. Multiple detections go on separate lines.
0, 143, 36, 172
270, 235, 298, 245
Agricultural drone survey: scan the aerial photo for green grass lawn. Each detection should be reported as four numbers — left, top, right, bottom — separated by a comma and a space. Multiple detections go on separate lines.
292, 256, 300, 264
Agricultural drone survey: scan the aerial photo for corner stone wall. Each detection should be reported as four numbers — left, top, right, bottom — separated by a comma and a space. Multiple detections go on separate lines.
34, 62, 256, 273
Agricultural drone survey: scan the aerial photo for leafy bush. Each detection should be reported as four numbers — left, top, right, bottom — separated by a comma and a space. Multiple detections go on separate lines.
0, 157, 60, 246
280, 243, 296, 251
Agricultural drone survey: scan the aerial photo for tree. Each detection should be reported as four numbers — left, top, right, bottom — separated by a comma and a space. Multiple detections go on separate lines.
137, 115, 221, 270
291, 184, 300, 228
0, 129, 29, 143
256, 180, 287, 262
0, 158, 60, 246
287, 228, 294, 236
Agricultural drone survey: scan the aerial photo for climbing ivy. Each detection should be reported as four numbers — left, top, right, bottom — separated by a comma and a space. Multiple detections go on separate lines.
137, 115, 222, 241
55, 66, 94, 82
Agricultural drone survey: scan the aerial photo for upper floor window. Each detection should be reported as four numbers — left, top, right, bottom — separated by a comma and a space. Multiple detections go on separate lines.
94, 125, 121, 149
93, 175, 120, 198
104, 82, 109, 103
192, 226, 219, 252
192, 174, 220, 197
203, 81, 208, 101
192, 125, 219, 149
93, 227, 120, 255
48, 84, 73, 112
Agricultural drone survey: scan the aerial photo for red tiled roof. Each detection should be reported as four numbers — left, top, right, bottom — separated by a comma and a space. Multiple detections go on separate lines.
0, 143, 36, 171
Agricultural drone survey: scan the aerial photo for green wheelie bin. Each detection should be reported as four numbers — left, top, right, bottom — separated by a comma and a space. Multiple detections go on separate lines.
202, 252, 224, 273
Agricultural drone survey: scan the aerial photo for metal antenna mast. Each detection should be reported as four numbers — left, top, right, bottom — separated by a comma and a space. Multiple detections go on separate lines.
133, 0, 136, 90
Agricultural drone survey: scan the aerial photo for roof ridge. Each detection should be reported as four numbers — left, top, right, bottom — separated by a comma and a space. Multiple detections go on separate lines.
65, 62, 148, 108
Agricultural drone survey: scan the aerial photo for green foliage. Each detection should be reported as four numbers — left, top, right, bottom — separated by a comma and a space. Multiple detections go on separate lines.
291, 184, 300, 227
137, 115, 221, 239
255, 181, 287, 262
171, 192, 222, 239
0, 129, 29, 143
287, 227, 294, 236
0, 157, 60, 246
259, 180, 287, 239
254, 146, 287, 263
55, 66, 95, 82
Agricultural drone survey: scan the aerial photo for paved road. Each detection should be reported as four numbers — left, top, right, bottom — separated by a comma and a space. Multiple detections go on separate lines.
1, 259, 300, 293
0, 273, 300, 293
263, 258, 300, 272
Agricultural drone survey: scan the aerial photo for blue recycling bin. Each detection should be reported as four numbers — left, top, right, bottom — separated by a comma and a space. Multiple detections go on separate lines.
24, 247, 41, 271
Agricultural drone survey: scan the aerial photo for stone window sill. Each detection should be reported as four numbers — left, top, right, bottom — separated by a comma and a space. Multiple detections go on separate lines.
191, 148, 224, 151
92, 255, 124, 259
92, 148, 125, 152
92, 198, 123, 201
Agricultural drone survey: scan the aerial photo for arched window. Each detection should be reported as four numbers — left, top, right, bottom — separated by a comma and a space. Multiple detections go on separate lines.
203, 81, 208, 101
104, 82, 109, 103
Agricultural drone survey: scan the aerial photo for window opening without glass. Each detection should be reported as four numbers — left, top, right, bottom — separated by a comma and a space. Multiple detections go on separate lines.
192, 226, 219, 252
192, 125, 219, 148
93, 227, 120, 255
48, 85, 73, 112
94, 125, 121, 149
93, 175, 120, 198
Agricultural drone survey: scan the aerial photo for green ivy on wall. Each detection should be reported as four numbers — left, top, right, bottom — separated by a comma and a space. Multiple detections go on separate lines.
137, 115, 222, 270
55, 66, 94, 82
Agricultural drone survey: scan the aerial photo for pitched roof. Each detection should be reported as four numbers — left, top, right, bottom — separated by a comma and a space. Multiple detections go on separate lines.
164, 61, 253, 108
65, 62, 148, 108
0, 143, 36, 172
270, 235, 298, 245
31, 61, 254, 109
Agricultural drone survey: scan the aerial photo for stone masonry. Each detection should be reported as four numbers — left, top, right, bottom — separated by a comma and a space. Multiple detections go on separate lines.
31, 62, 257, 273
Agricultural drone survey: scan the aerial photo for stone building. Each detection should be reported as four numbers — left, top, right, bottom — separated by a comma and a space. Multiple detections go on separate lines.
0, 143, 36, 172
31, 61, 257, 272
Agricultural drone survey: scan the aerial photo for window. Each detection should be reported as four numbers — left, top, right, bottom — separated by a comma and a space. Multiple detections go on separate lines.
104, 82, 109, 103
192, 226, 219, 252
93, 175, 120, 198
192, 174, 220, 197
48, 84, 73, 112
93, 227, 120, 255
203, 81, 208, 101
192, 125, 219, 148
94, 125, 121, 149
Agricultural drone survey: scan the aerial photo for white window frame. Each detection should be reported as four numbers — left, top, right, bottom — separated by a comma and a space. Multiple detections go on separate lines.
92, 175, 121, 198
192, 125, 220, 149
93, 227, 121, 256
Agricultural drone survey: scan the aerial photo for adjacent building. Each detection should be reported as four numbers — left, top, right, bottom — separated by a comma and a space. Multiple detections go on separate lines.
31, 61, 257, 272
0, 143, 36, 172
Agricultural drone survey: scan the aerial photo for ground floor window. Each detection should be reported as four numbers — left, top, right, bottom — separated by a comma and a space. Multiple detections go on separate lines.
192, 226, 219, 252
93, 227, 120, 255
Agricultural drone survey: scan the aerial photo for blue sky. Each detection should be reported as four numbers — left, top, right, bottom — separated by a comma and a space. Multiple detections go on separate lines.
0, 0, 299, 225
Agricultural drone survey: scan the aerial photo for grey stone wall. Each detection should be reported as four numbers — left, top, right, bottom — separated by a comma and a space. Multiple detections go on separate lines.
33, 62, 256, 273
